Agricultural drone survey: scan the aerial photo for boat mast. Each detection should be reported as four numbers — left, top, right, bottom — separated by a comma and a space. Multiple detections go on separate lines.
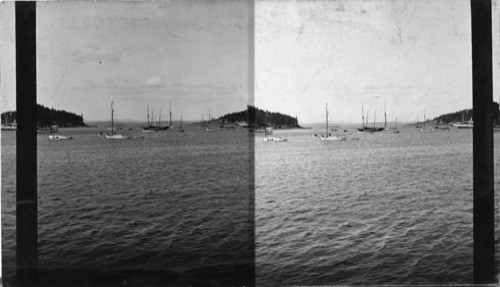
170, 101, 172, 127
396, 117, 398, 129
147, 104, 150, 127
159, 109, 162, 127
362, 105, 365, 128
264, 114, 267, 137
366, 109, 369, 128
181, 116, 183, 128
374, 110, 376, 128
111, 101, 114, 136
208, 108, 211, 129
50, 107, 53, 135
384, 103, 387, 128
151, 108, 154, 126
264, 111, 267, 137
326, 103, 328, 138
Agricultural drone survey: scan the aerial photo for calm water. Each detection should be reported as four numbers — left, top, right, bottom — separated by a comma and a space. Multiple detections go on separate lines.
2, 125, 254, 286
255, 126, 500, 286
3, 125, 500, 286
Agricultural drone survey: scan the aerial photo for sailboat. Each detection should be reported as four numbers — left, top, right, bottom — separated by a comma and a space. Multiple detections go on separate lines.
206, 108, 218, 132
48, 107, 73, 140
262, 127, 287, 142
49, 124, 73, 140
433, 118, 450, 131
169, 101, 172, 129
262, 111, 287, 142
420, 113, 434, 133
393, 117, 400, 133
48, 124, 73, 140
142, 104, 159, 133
357, 106, 384, 133
179, 116, 185, 133
384, 103, 387, 130
158, 108, 169, 130
101, 102, 131, 140
456, 118, 473, 129
454, 110, 473, 129
318, 103, 346, 141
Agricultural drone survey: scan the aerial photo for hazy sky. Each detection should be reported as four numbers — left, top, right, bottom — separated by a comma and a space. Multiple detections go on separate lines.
256, 0, 500, 124
1, 1, 251, 122
1, 1, 499, 124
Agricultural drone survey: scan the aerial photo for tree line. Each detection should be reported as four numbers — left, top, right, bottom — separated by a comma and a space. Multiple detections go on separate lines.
433, 102, 500, 124
219, 105, 301, 129
1, 104, 86, 127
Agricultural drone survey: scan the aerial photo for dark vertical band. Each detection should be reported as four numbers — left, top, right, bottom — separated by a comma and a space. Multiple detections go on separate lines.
247, 0, 256, 286
16, 1, 38, 285
471, 0, 495, 283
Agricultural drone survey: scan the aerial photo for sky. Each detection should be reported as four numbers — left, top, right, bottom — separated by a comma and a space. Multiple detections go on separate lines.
1, 0, 499, 124
1, 1, 251, 122
256, 0, 500, 124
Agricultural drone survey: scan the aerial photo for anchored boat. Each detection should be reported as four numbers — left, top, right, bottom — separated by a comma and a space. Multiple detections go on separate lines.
49, 133, 73, 140
47, 108, 73, 140
179, 116, 185, 133
206, 108, 218, 132
102, 102, 132, 140
357, 106, 384, 133
453, 110, 473, 129
142, 104, 161, 132
319, 103, 346, 141
263, 127, 287, 142
49, 125, 72, 140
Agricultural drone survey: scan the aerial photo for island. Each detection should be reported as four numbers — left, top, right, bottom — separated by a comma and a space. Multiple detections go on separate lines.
218, 105, 302, 129
1, 104, 87, 129
408, 102, 500, 127
433, 102, 499, 124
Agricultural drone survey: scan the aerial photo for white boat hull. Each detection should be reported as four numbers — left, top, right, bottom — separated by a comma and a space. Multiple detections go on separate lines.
263, 136, 287, 142
49, 134, 73, 140
453, 120, 473, 129
320, 136, 346, 141
103, 133, 132, 140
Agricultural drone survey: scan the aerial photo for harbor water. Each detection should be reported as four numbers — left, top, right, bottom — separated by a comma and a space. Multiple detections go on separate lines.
1, 126, 254, 286
255, 126, 500, 285
2, 125, 500, 285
